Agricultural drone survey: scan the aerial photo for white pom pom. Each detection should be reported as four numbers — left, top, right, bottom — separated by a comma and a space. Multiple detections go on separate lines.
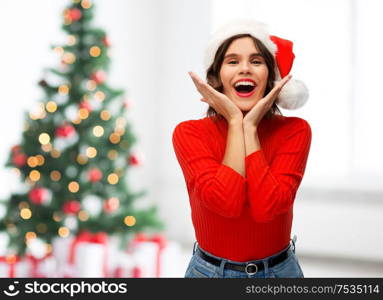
276, 79, 309, 110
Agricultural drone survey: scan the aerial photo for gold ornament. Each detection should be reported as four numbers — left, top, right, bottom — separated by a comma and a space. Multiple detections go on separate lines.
27, 156, 39, 168
29, 170, 41, 182
68, 181, 80, 193
124, 216, 136, 227
94, 91, 105, 101
78, 210, 89, 221
58, 85, 70, 95
58, 226, 70, 237
39, 133, 50, 145
107, 150, 118, 160
20, 208, 32, 219
76, 154, 88, 165
81, 0, 92, 9
93, 125, 104, 137
78, 108, 89, 119
107, 173, 119, 184
46, 101, 57, 113
109, 133, 120, 144
100, 110, 110, 120
86, 147, 97, 158
50, 170, 61, 181
90, 46, 101, 57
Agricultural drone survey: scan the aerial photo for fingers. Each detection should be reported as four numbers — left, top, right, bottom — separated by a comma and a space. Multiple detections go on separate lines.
188, 71, 218, 99
189, 71, 209, 97
274, 74, 292, 91
265, 74, 292, 101
188, 72, 203, 92
279, 74, 292, 88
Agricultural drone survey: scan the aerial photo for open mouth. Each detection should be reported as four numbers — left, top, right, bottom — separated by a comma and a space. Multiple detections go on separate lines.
233, 80, 256, 97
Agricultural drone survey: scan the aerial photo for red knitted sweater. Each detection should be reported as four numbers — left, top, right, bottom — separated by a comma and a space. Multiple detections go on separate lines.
172, 114, 312, 262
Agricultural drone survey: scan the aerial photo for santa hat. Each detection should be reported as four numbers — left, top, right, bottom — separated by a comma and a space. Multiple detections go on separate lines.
204, 19, 308, 110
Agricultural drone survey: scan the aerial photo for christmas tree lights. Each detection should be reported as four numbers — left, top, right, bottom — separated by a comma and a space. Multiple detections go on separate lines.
0, 0, 163, 256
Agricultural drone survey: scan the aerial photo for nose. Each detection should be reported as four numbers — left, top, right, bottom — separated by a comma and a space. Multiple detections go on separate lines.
239, 61, 252, 74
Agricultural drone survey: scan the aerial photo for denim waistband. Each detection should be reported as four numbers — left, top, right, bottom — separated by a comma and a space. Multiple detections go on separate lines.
193, 235, 297, 265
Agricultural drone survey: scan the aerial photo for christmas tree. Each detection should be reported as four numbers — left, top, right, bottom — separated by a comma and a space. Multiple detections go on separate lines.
0, 0, 163, 256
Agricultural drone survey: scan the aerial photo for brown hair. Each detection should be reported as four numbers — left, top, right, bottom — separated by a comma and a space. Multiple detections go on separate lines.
205, 34, 282, 121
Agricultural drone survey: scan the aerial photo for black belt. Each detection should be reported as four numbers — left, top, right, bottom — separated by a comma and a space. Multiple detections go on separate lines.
195, 245, 290, 275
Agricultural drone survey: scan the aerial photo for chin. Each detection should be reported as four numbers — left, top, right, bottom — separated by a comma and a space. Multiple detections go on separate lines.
235, 101, 257, 112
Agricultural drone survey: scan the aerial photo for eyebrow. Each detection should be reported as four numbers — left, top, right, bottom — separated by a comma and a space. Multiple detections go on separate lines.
224, 53, 263, 59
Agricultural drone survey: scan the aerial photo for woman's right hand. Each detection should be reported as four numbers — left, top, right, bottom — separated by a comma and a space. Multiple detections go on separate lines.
188, 72, 243, 123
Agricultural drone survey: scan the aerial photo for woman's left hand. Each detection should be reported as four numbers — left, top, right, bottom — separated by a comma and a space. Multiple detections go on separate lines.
243, 75, 292, 129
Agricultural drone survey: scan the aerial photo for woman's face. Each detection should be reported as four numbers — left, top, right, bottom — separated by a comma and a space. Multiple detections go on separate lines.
219, 37, 269, 112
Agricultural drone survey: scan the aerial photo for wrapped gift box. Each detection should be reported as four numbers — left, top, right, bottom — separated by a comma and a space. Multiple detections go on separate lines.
0, 255, 30, 277
68, 231, 108, 277
128, 233, 182, 278
52, 235, 75, 277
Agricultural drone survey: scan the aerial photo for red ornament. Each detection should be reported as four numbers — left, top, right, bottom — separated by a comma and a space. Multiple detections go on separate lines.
12, 153, 27, 167
88, 168, 103, 182
29, 188, 51, 205
90, 70, 106, 84
103, 197, 119, 213
11, 145, 21, 154
63, 200, 81, 215
68, 8, 82, 21
128, 153, 142, 166
79, 100, 92, 112
102, 36, 111, 47
56, 124, 75, 138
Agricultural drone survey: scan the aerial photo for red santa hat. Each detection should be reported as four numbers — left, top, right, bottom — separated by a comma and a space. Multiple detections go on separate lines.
204, 19, 308, 110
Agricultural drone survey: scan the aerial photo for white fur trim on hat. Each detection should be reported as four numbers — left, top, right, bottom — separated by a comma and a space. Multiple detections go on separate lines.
276, 79, 309, 110
204, 19, 277, 70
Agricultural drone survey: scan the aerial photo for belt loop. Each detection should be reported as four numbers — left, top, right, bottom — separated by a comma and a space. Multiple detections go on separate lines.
291, 234, 297, 254
264, 259, 269, 277
218, 258, 227, 277
193, 241, 198, 255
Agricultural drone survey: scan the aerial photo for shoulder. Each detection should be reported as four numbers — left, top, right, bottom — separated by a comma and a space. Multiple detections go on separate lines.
173, 117, 214, 134
172, 117, 212, 140
276, 116, 312, 149
265, 115, 311, 146
273, 115, 311, 133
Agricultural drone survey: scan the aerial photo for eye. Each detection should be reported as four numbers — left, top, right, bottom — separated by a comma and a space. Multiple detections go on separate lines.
227, 60, 262, 65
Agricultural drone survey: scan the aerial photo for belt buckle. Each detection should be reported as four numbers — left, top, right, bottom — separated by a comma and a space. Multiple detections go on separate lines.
245, 263, 258, 275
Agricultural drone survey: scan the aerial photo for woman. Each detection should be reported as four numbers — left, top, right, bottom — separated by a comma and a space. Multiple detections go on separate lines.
172, 19, 311, 278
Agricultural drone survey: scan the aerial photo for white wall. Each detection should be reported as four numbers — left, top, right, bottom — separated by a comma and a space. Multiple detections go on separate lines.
0, 0, 68, 197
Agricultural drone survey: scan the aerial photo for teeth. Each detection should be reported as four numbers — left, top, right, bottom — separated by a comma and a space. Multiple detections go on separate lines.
235, 81, 255, 87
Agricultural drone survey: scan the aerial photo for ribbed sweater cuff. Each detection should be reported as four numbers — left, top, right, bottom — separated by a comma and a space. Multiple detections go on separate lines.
217, 164, 245, 187
245, 149, 268, 171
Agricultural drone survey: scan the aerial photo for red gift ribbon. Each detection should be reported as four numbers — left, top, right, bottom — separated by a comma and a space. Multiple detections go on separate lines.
25, 253, 52, 278
68, 231, 108, 277
0, 255, 22, 278
132, 233, 167, 277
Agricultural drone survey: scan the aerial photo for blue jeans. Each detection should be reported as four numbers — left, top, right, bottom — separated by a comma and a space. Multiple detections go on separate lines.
184, 236, 304, 278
